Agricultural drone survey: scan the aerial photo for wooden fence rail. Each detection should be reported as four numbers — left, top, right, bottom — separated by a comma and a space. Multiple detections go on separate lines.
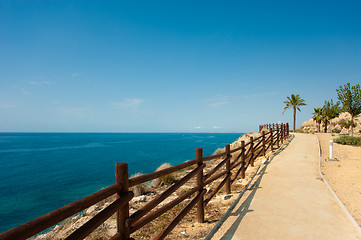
0, 123, 289, 240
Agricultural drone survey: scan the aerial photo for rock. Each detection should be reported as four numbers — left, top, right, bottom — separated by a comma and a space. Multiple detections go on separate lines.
131, 195, 146, 203
224, 195, 232, 200
85, 205, 101, 215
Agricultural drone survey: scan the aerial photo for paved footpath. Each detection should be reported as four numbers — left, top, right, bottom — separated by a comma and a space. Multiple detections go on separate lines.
211, 133, 361, 240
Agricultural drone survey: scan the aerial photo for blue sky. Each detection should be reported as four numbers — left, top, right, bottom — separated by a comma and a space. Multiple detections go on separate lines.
1, 1, 360, 132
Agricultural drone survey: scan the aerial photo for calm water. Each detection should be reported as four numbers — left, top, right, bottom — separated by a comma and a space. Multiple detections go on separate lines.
0, 132, 242, 233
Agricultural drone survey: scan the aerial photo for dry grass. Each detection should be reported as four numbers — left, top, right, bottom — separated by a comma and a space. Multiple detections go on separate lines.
151, 163, 175, 188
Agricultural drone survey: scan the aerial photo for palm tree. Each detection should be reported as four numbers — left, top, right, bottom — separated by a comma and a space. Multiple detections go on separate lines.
321, 100, 341, 133
283, 94, 307, 132
312, 108, 323, 132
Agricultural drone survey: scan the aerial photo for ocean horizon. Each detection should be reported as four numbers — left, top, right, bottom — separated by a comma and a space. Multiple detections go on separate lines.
0, 132, 243, 233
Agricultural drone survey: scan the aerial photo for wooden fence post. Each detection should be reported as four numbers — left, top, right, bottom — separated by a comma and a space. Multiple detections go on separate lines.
225, 144, 231, 194
250, 137, 254, 167
240, 141, 246, 179
116, 163, 130, 240
196, 148, 204, 223
281, 124, 284, 144
276, 124, 280, 148
286, 123, 289, 137
262, 131, 266, 156
270, 127, 273, 151
259, 125, 262, 132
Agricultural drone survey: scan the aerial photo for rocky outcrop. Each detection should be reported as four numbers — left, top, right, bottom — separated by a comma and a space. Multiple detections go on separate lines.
300, 112, 361, 134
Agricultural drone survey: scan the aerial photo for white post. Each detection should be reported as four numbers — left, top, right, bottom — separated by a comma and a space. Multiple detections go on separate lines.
329, 140, 333, 159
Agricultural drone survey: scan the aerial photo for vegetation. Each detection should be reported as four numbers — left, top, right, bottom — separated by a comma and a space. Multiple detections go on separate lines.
151, 163, 175, 187
339, 120, 357, 129
336, 83, 361, 136
321, 99, 341, 133
334, 136, 361, 146
312, 108, 323, 132
283, 94, 307, 132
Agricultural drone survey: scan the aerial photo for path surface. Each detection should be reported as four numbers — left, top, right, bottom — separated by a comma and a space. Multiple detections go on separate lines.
210, 133, 361, 240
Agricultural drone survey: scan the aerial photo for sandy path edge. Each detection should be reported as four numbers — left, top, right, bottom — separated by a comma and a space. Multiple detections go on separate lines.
315, 134, 361, 234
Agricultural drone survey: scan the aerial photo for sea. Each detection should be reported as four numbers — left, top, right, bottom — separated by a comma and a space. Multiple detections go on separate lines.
0, 132, 243, 233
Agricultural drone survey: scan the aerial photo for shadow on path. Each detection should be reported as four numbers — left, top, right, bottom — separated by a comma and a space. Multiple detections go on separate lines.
219, 135, 294, 240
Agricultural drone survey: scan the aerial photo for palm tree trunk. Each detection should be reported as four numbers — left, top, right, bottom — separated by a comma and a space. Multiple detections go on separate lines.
318, 121, 320, 132
293, 107, 296, 132
351, 117, 354, 136
324, 120, 328, 133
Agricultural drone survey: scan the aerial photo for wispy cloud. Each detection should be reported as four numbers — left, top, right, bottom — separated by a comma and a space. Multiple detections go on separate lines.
194, 126, 202, 129
209, 101, 230, 107
207, 95, 230, 107
112, 98, 143, 109
213, 126, 223, 129
28, 81, 51, 85
71, 73, 79, 77
241, 91, 280, 99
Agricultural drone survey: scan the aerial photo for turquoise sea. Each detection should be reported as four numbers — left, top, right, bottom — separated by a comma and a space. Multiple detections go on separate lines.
0, 132, 242, 233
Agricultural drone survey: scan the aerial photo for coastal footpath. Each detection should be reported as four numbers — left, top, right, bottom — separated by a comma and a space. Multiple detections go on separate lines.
210, 133, 361, 240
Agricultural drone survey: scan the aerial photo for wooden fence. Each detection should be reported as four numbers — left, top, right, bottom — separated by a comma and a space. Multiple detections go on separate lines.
0, 123, 289, 240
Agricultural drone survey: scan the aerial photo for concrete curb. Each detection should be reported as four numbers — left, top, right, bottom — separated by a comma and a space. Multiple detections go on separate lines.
315, 134, 361, 235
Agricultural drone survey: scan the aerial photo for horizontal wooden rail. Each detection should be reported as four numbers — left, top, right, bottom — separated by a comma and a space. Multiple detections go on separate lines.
129, 159, 198, 187
154, 189, 206, 240
203, 151, 228, 161
204, 169, 228, 185
130, 186, 200, 233
1, 122, 289, 240
66, 191, 134, 240
231, 165, 244, 183
229, 140, 251, 153
204, 174, 230, 205
230, 147, 246, 168
0, 183, 122, 240
204, 155, 231, 180
126, 164, 205, 226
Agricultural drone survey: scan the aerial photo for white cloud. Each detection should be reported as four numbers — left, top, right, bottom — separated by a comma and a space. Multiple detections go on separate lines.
112, 98, 143, 108
213, 126, 223, 129
71, 73, 79, 77
207, 95, 230, 107
241, 91, 280, 99
194, 126, 202, 129
28, 81, 51, 85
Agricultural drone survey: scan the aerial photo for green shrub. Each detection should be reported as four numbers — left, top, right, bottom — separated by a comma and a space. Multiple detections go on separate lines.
359, 130, 361, 133
334, 136, 361, 146
339, 120, 357, 129
333, 129, 341, 133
